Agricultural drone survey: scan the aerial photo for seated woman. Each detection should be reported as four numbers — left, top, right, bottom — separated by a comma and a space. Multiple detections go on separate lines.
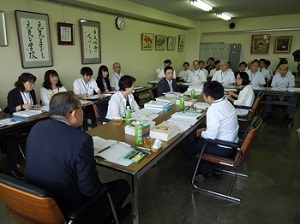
5, 72, 40, 114
227, 71, 255, 116
106, 75, 140, 119
96, 65, 111, 93
40, 69, 67, 106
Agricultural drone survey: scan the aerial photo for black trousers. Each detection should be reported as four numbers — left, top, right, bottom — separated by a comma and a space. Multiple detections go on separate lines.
77, 179, 130, 224
187, 137, 235, 175
0, 136, 19, 172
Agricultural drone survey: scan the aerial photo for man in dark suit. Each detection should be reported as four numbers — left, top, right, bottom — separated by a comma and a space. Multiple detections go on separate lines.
157, 65, 178, 97
26, 92, 130, 224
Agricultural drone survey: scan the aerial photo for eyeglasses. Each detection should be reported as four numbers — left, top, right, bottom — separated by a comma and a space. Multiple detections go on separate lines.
69, 106, 80, 114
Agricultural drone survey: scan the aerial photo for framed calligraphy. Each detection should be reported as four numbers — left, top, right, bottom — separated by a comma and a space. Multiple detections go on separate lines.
57, 22, 74, 45
15, 10, 53, 68
0, 12, 8, 46
79, 19, 101, 64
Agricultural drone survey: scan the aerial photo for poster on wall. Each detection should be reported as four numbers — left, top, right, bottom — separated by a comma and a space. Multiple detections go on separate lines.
15, 10, 53, 68
141, 33, 154, 50
79, 19, 101, 64
250, 34, 270, 54
274, 36, 292, 54
0, 11, 8, 46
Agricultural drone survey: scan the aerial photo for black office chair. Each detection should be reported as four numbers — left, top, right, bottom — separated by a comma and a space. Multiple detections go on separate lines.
0, 173, 119, 224
191, 116, 262, 202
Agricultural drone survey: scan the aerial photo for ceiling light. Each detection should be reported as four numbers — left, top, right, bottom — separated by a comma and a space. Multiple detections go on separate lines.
216, 13, 231, 21
189, 0, 213, 11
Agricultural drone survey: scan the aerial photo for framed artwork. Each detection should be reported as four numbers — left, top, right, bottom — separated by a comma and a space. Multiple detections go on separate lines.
178, 35, 185, 52
274, 36, 292, 54
79, 19, 101, 64
57, 22, 74, 45
141, 33, 154, 50
0, 11, 8, 46
167, 36, 176, 51
155, 35, 166, 51
250, 34, 270, 54
15, 10, 53, 68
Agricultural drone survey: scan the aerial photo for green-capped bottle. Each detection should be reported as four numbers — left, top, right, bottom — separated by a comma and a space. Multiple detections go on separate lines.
135, 120, 143, 146
191, 89, 195, 99
125, 106, 131, 125
179, 96, 185, 111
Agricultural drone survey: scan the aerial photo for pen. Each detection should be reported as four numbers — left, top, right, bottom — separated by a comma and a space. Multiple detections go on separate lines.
137, 146, 151, 152
136, 147, 151, 155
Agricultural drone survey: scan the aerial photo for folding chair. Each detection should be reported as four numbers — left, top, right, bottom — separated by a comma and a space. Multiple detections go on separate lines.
191, 116, 263, 202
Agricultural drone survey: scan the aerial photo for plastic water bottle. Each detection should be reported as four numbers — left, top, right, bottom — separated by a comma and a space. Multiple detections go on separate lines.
179, 96, 185, 111
135, 120, 143, 146
191, 89, 196, 99
125, 106, 131, 125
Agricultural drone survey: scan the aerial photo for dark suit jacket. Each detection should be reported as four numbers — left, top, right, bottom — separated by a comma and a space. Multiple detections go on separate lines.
26, 119, 102, 216
157, 78, 178, 97
5, 88, 37, 114
96, 77, 111, 93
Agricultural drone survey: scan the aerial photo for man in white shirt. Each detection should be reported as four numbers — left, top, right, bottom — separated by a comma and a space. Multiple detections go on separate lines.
259, 59, 271, 85
110, 62, 124, 91
187, 60, 207, 84
265, 64, 296, 122
157, 59, 176, 80
188, 81, 239, 183
209, 60, 220, 78
73, 67, 102, 99
199, 60, 209, 77
247, 59, 266, 87
178, 62, 192, 81
211, 60, 236, 86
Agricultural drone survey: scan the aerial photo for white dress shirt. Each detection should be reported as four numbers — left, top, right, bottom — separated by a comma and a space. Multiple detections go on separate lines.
209, 68, 218, 77
178, 69, 192, 81
106, 91, 140, 119
187, 69, 207, 84
233, 85, 255, 116
40, 86, 67, 106
247, 70, 266, 87
271, 73, 295, 88
202, 97, 239, 145
109, 72, 124, 90
73, 78, 100, 96
201, 68, 209, 77
260, 68, 271, 80
158, 69, 176, 79
211, 70, 236, 86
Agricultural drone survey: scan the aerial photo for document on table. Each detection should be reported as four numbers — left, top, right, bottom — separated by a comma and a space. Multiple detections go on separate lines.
0, 118, 24, 127
93, 136, 117, 155
96, 142, 134, 166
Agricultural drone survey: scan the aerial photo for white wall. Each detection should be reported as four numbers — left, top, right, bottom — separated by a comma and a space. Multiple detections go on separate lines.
201, 14, 300, 73
0, 0, 193, 108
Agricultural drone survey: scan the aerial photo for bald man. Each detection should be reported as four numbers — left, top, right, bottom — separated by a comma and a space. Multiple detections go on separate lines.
110, 62, 124, 91
265, 64, 295, 123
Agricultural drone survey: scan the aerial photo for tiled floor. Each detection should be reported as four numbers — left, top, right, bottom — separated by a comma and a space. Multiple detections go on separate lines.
1, 102, 299, 224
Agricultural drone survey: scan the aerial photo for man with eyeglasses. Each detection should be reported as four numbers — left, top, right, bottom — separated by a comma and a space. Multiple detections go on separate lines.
26, 92, 130, 223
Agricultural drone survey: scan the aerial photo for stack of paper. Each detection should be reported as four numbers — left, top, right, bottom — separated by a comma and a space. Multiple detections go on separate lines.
12, 110, 43, 118
155, 96, 176, 104
0, 118, 24, 127
96, 142, 135, 166
93, 136, 117, 155
144, 100, 172, 110
150, 121, 180, 141
193, 102, 210, 110
131, 108, 160, 120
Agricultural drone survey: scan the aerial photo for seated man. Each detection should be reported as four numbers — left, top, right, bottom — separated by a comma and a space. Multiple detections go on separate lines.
26, 92, 130, 223
178, 61, 192, 82
187, 81, 239, 183
211, 60, 236, 86
246, 59, 266, 88
73, 67, 103, 99
157, 66, 178, 97
187, 60, 207, 84
157, 59, 176, 80
265, 64, 295, 122
110, 62, 124, 91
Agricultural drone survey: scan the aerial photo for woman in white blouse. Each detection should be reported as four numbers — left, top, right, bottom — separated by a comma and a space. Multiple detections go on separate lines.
227, 72, 255, 116
40, 70, 67, 106
106, 75, 140, 119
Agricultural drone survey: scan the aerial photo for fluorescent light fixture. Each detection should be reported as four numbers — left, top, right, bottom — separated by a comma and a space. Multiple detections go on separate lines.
216, 13, 231, 21
190, 0, 213, 11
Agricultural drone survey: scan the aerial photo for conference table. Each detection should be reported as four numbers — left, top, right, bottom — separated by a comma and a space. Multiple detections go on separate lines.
252, 87, 300, 115
87, 104, 206, 224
